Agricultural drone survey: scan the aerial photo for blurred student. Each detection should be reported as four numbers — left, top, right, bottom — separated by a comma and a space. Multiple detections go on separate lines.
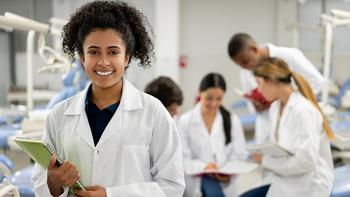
240, 57, 334, 197
145, 76, 183, 118
178, 73, 247, 197
227, 33, 325, 143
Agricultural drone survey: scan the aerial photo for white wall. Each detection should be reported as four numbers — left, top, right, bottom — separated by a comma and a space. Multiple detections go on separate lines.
179, 0, 279, 112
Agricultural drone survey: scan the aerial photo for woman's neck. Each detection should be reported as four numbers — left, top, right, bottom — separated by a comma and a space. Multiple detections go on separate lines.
279, 84, 294, 108
92, 80, 123, 109
200, 106, 217, 133
201, 107, 216, 118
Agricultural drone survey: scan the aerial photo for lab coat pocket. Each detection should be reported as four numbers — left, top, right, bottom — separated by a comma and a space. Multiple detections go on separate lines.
122, 145, 151, 184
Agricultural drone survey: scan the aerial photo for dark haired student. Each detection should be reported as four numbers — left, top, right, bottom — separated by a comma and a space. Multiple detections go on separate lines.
178, 73, 247, 197
32, 1, 185, 197
227, 33, 325, 144
145, 76, 183, 118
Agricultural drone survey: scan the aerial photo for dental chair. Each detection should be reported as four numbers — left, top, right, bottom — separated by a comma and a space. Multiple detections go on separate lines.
331, 165, 350, 197
8, 165, 35, 197
0, 155, 20, 197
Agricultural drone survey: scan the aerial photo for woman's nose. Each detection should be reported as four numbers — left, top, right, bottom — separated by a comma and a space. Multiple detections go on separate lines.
97, 56, 111, 66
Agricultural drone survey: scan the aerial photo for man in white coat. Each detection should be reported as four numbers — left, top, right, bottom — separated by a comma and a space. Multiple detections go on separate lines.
227, 33, 326, 143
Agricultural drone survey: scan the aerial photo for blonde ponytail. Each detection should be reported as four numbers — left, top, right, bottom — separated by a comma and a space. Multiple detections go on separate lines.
291, 72, 335, 140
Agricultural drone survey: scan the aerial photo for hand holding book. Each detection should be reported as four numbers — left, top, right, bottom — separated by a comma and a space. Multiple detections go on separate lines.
244, 88, 272, 110
47, 155, 81, 195
14, 138, 85, 191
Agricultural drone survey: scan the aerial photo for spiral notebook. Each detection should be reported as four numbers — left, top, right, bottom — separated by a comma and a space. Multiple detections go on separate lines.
14, 138, 85, 191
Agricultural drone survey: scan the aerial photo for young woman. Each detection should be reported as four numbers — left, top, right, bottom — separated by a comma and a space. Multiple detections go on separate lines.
242, 57, 334, 197
32, 1, 185, 197
178, 73, 247, 197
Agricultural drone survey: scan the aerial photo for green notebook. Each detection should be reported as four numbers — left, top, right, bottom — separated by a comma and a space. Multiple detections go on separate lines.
14, 138, 85, 191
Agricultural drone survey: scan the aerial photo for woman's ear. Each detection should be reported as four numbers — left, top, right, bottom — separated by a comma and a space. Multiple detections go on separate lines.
79, 55, 85, 69
124, 54, 131, 70
251, 45, 258, 54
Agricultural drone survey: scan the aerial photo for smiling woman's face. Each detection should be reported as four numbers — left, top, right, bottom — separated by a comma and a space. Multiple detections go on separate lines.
200, 87, 225, 113
80, 28, 130, 90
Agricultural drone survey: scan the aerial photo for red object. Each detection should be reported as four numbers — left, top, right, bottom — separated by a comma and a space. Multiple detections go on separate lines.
195, 95, 200, 103
244, 88, 272, 108
179, 55, 188, 68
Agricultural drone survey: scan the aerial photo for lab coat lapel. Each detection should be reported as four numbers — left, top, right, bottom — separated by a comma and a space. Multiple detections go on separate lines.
96, 79, 143, 147
76, 110, 95, 148
64, 84, 95, 148
210, 112, 222, 136
192, 103, 210, 137
270, 91, 298, 142
269, 100, 280, 142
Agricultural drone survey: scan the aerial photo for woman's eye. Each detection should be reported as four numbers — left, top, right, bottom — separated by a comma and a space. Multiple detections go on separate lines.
110, 50, 119, 55
88, 51, 97, 55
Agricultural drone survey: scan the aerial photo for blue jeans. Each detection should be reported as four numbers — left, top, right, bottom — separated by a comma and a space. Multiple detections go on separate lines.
200, 175, 225, 197
239, 185, 270, 197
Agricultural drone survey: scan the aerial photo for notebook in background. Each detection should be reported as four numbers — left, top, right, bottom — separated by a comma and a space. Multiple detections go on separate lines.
189, 161, 258, 176
247, 141, 293, 157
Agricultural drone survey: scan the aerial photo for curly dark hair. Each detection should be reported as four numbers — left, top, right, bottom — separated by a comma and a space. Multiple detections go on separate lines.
144, 76, 183, 108
62, 0, 154, 67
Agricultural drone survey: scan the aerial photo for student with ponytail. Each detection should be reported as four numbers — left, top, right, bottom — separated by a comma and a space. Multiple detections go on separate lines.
178, 73, 247, 197
241, 57, 334, 197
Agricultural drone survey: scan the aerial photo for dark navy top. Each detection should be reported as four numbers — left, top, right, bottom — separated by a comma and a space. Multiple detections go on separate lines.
85, 86, 119, 146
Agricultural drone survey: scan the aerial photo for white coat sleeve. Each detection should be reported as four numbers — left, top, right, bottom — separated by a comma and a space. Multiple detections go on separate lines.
240, 69, 257, 114
106, 105, 185, 197
291, 49, 326, 94
227, 114, 248, 161
178, 115, 207, 175
31, 109, 70, 197
262, 110, 320, 176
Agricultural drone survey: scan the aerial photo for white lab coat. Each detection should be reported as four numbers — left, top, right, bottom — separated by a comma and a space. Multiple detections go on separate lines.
240, 43, 326, 143
178, 103, 247, 197
32, 79, 185, 197
261, 91, 333, 197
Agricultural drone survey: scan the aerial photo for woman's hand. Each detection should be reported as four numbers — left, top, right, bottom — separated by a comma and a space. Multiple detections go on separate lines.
214, 174, 231, 183
252, 152, 263, 164
74, 185, 106, 197
204, 162, 218, 170
47, 156, 80, 196
251, 100, 268, 112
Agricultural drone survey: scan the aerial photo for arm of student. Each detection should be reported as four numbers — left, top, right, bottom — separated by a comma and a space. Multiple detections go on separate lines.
227, 114, 248, 161
291, 49, 326, 94
31, 110, 70, 197
178, 114, 207, 175
262, 110, 320, 176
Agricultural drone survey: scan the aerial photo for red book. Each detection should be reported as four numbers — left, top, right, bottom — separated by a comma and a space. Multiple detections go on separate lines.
243, 88, 272, 108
